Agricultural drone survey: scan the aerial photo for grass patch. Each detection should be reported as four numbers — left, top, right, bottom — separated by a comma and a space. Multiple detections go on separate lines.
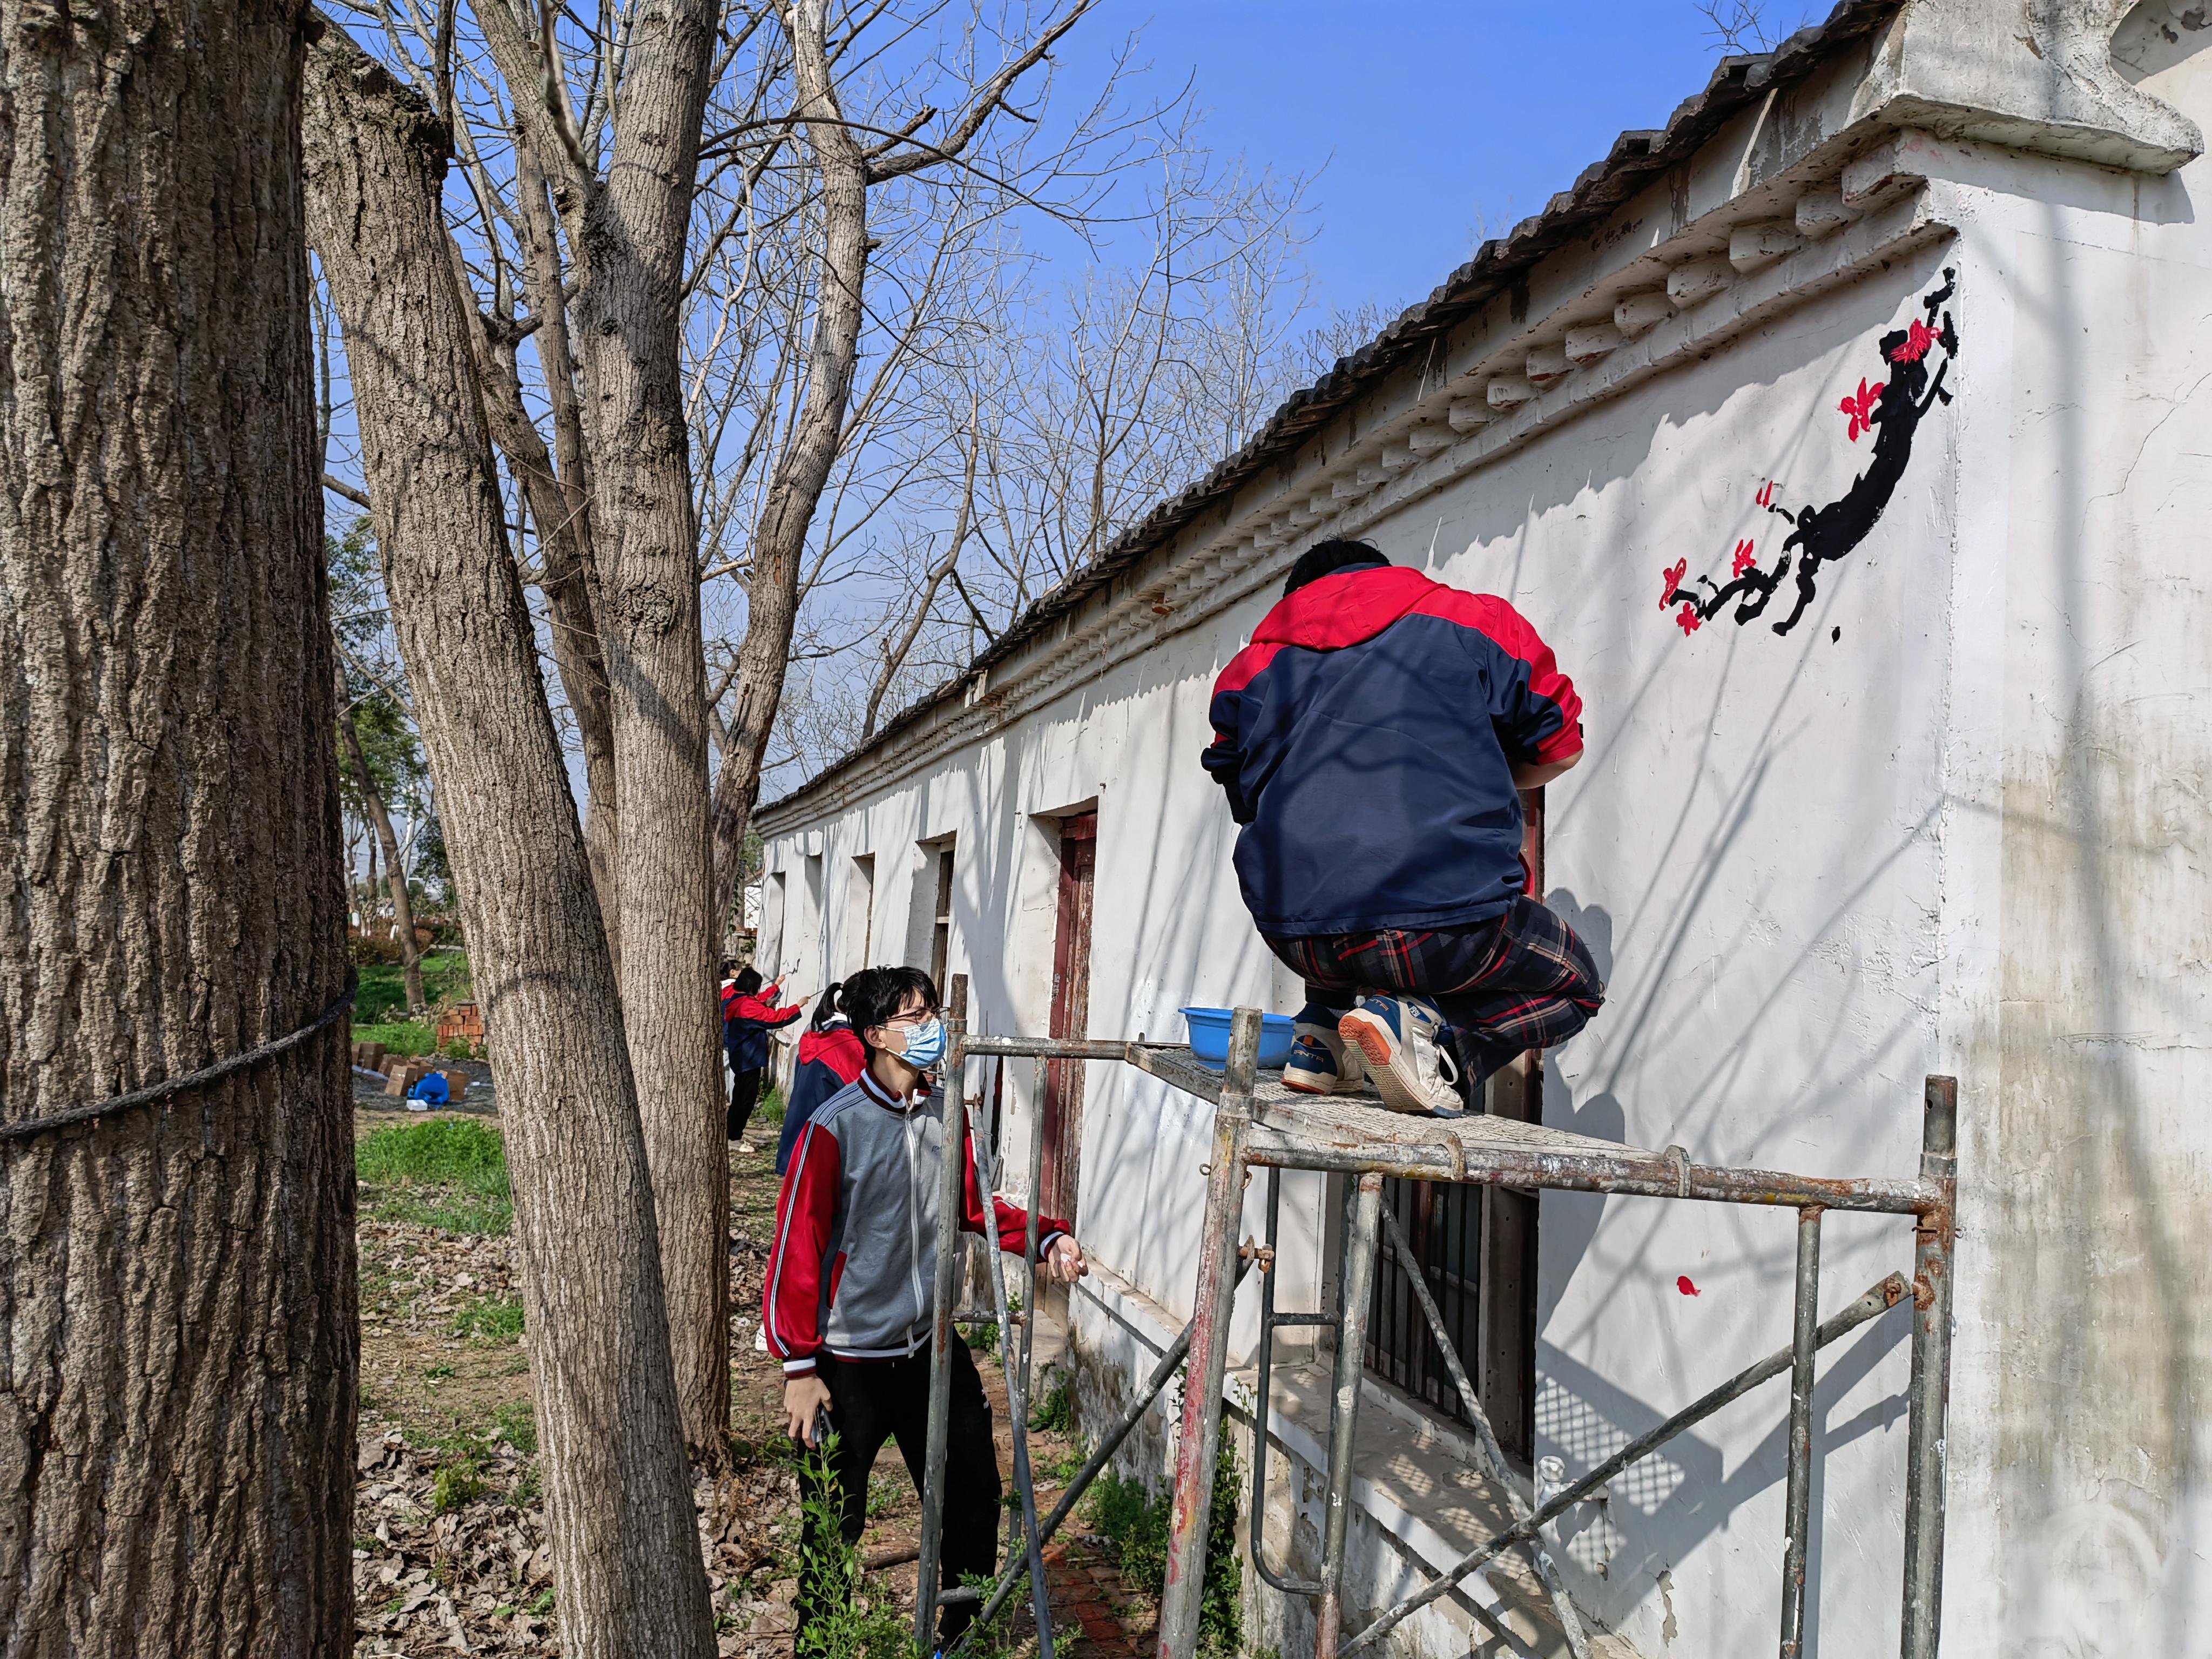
358, 1118, 512, 1235
453, 1292, 525, 1343
354, 952, 474, 1025
789, 1435, 920, 1659
355, 1019, 436, 1057
1028, 1373, 1073, 1435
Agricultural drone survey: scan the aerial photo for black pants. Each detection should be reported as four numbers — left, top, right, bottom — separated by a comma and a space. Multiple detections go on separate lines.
727, 1064, 761, 1142
797, 1338, 1001, 1645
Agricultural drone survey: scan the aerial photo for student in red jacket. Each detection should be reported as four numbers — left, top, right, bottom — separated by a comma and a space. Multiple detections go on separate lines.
765, 965, 1087, 1645
721, 965, 803, 1147
773, 983, 866, 1177
1203, 540, 1604, 1115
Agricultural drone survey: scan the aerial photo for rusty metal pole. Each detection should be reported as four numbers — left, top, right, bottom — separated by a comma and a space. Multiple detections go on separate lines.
1155, 1007, 1260, 1659
1314, 1173, 1385, 1659
915, 974, 971, 1647
1901, 1077, 1957, 1659
1780, 1204, 1823, 1658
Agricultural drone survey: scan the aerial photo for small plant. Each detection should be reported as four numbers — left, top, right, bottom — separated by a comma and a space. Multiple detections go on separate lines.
511, 1462, 543, 1509
1088, 1430, 1242, 1658
791, 1434, 919, 1659
431, 1455, 484, 1513
957, 1319, 999, 1351
528, 1588, 555, 1616
1028, 1373, 1073, 1435
426, 1361, 456, 1380
453, 1292, 525, 1343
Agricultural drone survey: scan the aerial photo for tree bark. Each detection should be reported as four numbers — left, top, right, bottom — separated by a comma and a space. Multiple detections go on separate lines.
559, 0, 732, 1456
301, 23, 716, 1659
339, 684, 427, 1011
709, 0, 871, 928
0, 0, 356, 1645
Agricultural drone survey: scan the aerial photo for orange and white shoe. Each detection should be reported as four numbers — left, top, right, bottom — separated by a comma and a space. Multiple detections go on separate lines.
1338, 994, 1462, 1115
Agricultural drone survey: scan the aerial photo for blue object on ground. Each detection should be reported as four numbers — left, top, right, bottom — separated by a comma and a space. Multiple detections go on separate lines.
408, 1071, 450, 1108
1179, 1007, 1296, 1072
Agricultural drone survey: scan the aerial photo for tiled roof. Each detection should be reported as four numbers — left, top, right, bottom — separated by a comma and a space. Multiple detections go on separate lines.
764, 0, 1905, 815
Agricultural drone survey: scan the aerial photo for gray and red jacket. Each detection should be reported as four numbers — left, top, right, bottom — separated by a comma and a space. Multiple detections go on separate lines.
764, 1068, 1071, 1374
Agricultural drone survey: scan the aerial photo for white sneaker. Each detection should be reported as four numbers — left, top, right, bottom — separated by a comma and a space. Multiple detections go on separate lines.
1338, 994, 1462, 1115
753, 1323, 769, 1354
1282, 1023, 1367, 1095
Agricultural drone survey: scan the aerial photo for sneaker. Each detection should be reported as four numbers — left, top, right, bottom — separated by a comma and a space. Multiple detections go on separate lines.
1282, 1023, 1367, 1095
1338, 994, 1461, 1115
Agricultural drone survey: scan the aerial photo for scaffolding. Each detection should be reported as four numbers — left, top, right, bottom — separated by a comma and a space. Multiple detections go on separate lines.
913, 991, 1954, 1659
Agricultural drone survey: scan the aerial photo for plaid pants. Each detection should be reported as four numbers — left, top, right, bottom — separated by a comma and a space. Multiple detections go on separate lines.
1265, 894, 1604, 1085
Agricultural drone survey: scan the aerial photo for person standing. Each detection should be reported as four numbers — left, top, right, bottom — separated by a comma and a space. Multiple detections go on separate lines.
721, 964, 802, 1149
764, 966, 1087, 1647
773, 983, 865, 1177
1201, 539, 1605, 1114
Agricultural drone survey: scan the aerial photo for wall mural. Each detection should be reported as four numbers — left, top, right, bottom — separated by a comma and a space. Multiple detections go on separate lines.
1661, 268, 1960, 639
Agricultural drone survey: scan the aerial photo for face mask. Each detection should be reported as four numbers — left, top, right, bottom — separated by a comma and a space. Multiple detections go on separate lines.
894, 1016, 946, 1071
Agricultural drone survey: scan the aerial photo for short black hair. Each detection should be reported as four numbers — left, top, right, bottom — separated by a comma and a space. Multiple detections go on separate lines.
733, 966, 764, 996
1284, 538, 1388, 596
843, 966, 939, 1046
810, 981, 845, 1030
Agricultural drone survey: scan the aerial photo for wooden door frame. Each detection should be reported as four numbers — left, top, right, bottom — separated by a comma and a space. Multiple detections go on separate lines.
1041, 810, 1096, 1222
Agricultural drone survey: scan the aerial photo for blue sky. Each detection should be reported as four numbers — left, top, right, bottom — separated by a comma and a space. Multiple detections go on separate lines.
1053, 2, 1816, 323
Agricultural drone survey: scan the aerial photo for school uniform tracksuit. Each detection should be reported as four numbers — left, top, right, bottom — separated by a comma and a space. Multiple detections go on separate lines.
1202, 559, 1605, 1082
765, 1067, 1071, 1642
774, 1022, 867, 1175
722, 986, 802, 1141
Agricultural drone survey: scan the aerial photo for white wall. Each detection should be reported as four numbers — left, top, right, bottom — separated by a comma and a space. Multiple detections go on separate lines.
757, 30, 2212, 1653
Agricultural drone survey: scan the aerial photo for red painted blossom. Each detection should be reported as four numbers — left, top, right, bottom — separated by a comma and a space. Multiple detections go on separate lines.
1675, 603, 1702, 636
1839, 377, 1884, 442
1661, 558, 1688, 605
1730, 539, 1757, 578
1890, 318, 1938, 364
1677, 1275, 1701, 1297
1755, 478, 1777, 508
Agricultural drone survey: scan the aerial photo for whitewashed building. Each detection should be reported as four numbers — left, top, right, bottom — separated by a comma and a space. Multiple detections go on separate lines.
754, 3, 2212, 1653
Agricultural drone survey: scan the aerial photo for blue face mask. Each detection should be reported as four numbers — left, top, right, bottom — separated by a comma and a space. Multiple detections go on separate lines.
895, 1016, 947, 1071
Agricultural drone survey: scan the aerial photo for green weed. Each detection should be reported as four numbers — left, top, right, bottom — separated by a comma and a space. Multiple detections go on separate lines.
1087, 1431, 1242, 1658
791, 1435, 920, 1659
1028, 1374, 1073, 1435
426, 1361, 456, 1380
491, 1397, 537, 1454
431, 1457, 484, 1513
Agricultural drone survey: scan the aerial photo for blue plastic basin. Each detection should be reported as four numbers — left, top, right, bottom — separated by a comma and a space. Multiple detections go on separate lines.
1179, 1007, 1297, 1073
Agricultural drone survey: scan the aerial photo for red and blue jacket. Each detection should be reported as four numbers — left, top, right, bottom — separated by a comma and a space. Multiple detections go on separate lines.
1201, 561, 1583, 937
723, 983, 804, 1071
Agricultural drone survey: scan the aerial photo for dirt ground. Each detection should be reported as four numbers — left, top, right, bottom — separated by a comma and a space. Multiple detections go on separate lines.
350, 1104, 1155, 1657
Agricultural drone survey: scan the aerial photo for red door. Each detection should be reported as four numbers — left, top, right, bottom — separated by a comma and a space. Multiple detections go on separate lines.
1041, 812, 1096, 1221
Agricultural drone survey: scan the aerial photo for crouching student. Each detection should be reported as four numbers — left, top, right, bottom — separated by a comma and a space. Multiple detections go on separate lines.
764, 966, 1088, 1647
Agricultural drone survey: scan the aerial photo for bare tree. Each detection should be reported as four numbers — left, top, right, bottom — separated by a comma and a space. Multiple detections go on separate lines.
0, 0, 356, 1643
705, 0, 1103, 931
302, 23, 716, 1657
339, 672, 429, 1011
1695, 1, 1818, 55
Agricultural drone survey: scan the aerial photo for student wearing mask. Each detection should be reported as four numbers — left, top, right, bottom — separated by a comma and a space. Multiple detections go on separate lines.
763, 965, 1088, 1647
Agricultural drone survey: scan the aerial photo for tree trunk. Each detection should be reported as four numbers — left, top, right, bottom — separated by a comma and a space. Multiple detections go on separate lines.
0, 0, 356, 1645
563, 0, 731, 1456
339, 689, 427, 1011
478, 140, 621, 968
301, 24, 716, 1659
709, 0, 871, 928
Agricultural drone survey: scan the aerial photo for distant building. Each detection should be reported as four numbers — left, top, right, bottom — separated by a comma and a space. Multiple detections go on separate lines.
757, 4, 2212, 1653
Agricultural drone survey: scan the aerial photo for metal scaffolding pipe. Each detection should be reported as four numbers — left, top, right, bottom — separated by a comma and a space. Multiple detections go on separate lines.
1781, 1205, 1824, 1658
915, 976, 973, 1647
1340, 1271, 1910, 1656
1156, 1009, 1261, 1659
1314, 1174, 1384, 1659
1901, 1077, 1957, 1659
1378, 1204, 1592, 1659
1250, 1169, 1326, 1598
